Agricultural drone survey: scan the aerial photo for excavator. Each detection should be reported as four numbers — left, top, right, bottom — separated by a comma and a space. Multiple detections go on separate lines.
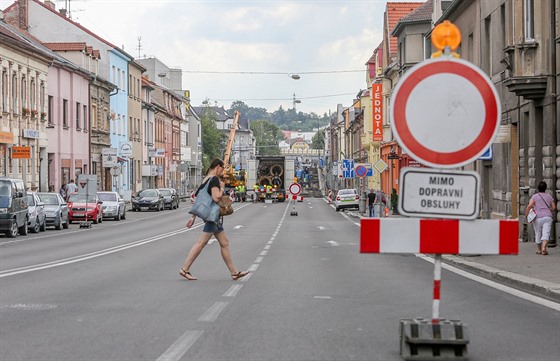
222, 111, 246, 200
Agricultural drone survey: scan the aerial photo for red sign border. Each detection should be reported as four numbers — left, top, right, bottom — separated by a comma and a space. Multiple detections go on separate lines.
391, 58, 500, 168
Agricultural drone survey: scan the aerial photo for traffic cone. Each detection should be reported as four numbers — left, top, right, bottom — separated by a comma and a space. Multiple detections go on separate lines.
384, 206, 389, 217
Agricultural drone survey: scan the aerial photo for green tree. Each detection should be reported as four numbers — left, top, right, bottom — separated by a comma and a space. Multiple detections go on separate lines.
200, 108, 226, 170
250, 119, 282, 156
311, 129, 325, 149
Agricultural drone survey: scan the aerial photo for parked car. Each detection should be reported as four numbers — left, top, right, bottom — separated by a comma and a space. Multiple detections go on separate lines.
158, 188, 179, 209
36, 192, 69, 230
0, 177, 28, 238
67, 193, 103, 224
334, 188, 360, 211
132, 189, 164, 212
26, 192, 46, 233
97, 191, 126, 221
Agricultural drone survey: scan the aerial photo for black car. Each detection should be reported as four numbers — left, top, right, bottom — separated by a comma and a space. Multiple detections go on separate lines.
132, 189, 164, 212
158, 188, 179, 209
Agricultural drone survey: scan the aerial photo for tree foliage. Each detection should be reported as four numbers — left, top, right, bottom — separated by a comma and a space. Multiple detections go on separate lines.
200, 108, 226, 171
249, 119, 283, 156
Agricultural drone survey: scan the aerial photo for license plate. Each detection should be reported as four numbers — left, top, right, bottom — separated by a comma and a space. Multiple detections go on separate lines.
74, 213, 84, 217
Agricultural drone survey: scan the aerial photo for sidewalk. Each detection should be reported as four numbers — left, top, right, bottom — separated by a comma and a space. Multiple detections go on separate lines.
349, 210, 560, 302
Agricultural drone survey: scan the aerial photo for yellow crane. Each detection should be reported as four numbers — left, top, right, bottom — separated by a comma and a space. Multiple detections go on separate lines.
222, 111, 245, 193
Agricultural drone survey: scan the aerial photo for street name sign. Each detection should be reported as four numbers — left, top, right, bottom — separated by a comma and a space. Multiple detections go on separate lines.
398, 167, 480, 220
390, 57, 501, 169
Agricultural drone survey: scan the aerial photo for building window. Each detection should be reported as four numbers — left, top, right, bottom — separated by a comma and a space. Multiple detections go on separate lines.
48, 95, 54, 125
21, 75, 26, 109
83, 105, 88, 131
30, 78, 36, 111
11, 72, 17, 113
91, 104, 98, 129
524, 0, 534, 41
1, 69, 7, 112
63, 99, 68, 128
40, 81, 45, 114
76, 102, 81, 129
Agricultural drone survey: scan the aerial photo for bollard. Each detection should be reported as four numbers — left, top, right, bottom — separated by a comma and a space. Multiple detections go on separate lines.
399, 318, 469, 361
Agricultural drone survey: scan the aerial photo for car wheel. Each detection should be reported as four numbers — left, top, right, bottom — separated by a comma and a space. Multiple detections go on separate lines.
19, 218, 28, 235
121, 210, 126, 220
99, 213, 102, 223
157, 204, 161, 212
62, 215, 69, 229
56, 217, 63, 230
176, 201, 179, 209
31, 217, 40, 233
115, 210, 121, 221
6, 219, 18, 238
40, 218, 46, 232
335, 207, 340, 212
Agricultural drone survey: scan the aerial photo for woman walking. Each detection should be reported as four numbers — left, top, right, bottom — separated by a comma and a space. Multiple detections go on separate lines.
180, 158, 249, 281
525, 181, 556, 255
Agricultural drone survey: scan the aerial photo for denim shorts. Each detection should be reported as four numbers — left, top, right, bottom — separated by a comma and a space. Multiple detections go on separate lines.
203, 219, 224, 234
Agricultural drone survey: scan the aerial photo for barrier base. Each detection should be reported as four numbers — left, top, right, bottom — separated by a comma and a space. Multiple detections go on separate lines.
399, 318, 469, 361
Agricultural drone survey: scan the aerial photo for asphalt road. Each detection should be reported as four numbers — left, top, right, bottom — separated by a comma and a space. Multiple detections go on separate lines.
0, 199, 559, 361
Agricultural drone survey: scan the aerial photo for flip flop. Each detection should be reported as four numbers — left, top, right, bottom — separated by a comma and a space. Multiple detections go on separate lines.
180, 268, 197, 280
231, 271, 249, 281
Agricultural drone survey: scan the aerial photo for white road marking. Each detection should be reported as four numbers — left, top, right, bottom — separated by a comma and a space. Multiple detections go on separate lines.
264, 245, 271, 250
416, 254, 560, 311
0, 228, 190, 278
327, 241, 339, 247
317, 226, 325, 230
156, 330, 203, 361
233, 225, 244, 229
260, 250, 268, 256
198, 302, 228, 322
254, 256, 264, 263
223, 285, 243, 297
248, 264, 259, 272
314, 296, 332, 299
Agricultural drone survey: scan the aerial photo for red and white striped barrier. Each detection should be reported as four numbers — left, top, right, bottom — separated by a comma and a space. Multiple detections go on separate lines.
327, 190, 333, 203
360, 218, 518, 255
229, 189, 235, 202
290, 195, 304, 201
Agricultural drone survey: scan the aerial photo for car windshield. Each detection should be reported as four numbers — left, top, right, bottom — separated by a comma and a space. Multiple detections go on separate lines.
98, 193, 117, 202
339, 190, 356, 196
38, 194, 59, 205
139, 190, 157, 197
159, 189, 171, 196
68, 194, 97, 203
0, 181, 12, 196
26, 195, 36, 206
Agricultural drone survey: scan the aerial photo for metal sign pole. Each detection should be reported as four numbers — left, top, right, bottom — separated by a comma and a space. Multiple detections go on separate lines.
432, 254, 442, 323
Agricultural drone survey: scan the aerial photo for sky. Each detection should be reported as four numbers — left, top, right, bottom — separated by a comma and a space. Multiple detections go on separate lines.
1, 0, 423, 115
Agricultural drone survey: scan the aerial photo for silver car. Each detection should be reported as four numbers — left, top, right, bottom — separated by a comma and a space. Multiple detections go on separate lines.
334, 189, 360, 212
26, 192, 46, 233
97, 191, 126, 221
36, 192, 69, 230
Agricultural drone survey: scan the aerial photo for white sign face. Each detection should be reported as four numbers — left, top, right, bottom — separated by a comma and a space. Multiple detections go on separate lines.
102, 148, 118, 168
374, 159, 388, 173
390, 58, 500, 168
398, 167, 480, 220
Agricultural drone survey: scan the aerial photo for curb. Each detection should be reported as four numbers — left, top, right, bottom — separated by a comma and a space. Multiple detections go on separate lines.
441, 255, 560, 302
348, 210, 560, 302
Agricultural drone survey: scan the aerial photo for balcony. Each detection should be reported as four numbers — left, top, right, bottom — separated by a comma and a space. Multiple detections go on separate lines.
504, 76, 548, 100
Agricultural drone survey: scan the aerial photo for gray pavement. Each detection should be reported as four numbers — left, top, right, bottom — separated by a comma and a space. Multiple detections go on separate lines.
348, 210, 560, 303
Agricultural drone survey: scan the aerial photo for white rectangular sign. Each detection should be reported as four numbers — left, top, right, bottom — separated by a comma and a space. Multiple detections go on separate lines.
399, 167, 480, 220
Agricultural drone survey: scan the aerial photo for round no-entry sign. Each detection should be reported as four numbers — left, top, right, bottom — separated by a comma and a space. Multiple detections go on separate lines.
289, 183, 302, 195
390, 57, 500, 168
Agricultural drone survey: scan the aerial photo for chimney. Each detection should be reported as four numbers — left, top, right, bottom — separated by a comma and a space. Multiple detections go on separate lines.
44, 0, 56, 9
59, 8, 67, 17
18, 0, 29, 31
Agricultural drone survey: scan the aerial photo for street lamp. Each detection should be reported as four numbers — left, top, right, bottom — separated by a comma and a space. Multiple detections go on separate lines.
293, 93, 301, 110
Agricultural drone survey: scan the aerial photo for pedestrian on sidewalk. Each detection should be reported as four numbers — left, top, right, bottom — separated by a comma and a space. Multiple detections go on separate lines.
366, 189, 376, 217
525, 181, 556, 255
180, 158, 249, 281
